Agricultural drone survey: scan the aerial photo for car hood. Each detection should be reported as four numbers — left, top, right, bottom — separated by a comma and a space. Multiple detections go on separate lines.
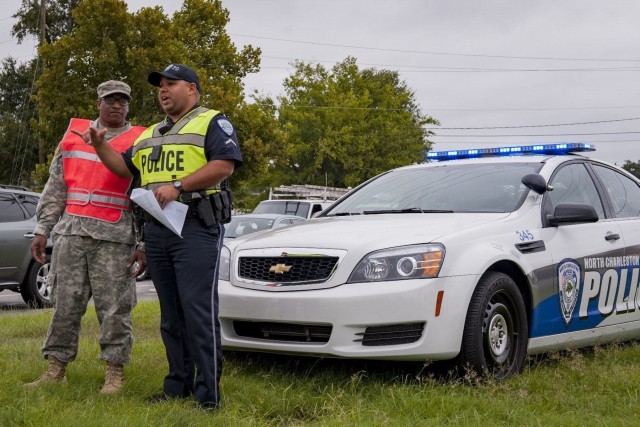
225, 213, 508, 251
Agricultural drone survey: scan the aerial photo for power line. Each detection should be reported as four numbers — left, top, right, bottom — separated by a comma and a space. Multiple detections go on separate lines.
421, 106, 640, 111
433, 139, 640, 144
429, 141, 640, 151
231, 33, 640, 63
253, 101, 640, 113
432, 131, 640, 138
426, 117, 640, 130
260, 55, 640, 73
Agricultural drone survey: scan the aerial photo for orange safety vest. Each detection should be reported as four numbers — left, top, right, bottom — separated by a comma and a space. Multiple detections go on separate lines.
61, 118, 146, 223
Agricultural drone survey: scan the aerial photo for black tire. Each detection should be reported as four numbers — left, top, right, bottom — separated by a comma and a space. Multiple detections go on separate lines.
20, 257, 52, 308
459, 271, 528, 380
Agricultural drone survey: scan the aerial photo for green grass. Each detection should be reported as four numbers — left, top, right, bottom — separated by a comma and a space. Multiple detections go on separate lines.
2, 301, 640, 426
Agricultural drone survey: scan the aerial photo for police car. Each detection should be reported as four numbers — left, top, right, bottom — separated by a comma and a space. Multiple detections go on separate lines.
218, 143, 640, 379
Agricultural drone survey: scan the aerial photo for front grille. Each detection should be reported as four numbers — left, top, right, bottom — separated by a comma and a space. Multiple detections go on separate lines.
354, 322, 425, 346
238, 256, 339, 283
233, 321, 332, 343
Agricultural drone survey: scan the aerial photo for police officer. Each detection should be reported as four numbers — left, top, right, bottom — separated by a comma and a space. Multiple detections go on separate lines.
84, 64, 242, 410
26, 80, 147, 394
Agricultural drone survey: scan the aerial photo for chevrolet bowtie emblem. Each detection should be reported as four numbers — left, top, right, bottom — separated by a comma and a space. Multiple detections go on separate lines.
269, 263, 292, 274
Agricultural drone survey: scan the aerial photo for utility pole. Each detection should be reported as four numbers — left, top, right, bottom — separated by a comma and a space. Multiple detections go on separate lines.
37, 0, 46, 163
39, 0, 46, 46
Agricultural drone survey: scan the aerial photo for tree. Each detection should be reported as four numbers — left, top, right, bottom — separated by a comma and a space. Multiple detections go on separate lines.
9, 0, 437, 209
622, 160, 640, 179
12, 0, 81, 44
29, 0, 266, 202
276, 57, 438, 188
8, 0, 280, 206
0, 58, 38, 185
231, 95, 290, 210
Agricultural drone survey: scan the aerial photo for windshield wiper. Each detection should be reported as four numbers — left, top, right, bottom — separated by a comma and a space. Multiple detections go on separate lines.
330, 212, 362, 216
363, 208, 454, 214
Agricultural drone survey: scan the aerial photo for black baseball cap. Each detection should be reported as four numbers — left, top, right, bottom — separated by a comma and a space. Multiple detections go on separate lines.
148, 63, 200, 92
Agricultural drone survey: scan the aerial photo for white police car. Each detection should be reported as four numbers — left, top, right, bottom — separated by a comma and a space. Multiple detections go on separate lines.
218, 143, 640, 379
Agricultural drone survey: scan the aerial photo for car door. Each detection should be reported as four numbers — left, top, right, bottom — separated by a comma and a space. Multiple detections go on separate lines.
533, 161, 625, 337
0, 192, 37, 286
588, 163, 640, 320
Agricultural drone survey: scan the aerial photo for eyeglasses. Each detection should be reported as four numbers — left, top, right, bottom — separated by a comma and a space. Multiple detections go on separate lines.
102, 96, 129, 106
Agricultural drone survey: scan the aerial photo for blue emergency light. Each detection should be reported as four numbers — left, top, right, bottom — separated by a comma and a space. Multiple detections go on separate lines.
425, 143, 595, 161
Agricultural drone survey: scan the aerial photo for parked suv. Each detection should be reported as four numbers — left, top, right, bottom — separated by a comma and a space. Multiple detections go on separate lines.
0, 185, 52, 307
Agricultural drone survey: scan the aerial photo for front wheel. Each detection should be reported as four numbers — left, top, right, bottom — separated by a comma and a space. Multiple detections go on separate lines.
459, 271, 528, 380
20, 257, 52, 308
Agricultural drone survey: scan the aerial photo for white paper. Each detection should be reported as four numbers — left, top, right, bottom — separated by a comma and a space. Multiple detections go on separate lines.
130, 188, 188, 237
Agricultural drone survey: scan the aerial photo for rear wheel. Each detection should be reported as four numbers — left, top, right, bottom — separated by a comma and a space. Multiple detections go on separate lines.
20, 257, 52, 308
459, 271, 528, 379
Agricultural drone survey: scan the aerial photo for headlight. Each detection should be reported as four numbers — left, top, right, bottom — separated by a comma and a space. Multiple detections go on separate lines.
347, 244, 445, 283
219, 245, 231, 281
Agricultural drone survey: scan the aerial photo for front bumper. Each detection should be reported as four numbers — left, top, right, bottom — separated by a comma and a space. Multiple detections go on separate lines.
219, 274, 477, 361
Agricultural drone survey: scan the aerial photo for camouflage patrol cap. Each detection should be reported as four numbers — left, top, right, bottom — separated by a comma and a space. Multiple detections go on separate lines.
97, 80, 132, 100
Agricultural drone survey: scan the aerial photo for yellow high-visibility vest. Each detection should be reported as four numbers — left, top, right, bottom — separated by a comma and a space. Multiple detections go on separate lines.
132, 107, 220, 191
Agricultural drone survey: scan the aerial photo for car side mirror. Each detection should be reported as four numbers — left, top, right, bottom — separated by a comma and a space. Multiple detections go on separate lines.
521, 173, 552, 195
547, 203, 599, 226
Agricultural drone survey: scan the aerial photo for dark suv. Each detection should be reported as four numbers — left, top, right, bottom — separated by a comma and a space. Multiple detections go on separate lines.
0, 185, 52, 308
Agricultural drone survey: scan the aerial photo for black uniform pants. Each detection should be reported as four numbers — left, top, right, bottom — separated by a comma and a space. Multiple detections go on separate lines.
145, 217, 224, 406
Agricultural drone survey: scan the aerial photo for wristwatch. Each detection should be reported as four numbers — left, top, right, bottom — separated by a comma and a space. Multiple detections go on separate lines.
173, 180, 185, 194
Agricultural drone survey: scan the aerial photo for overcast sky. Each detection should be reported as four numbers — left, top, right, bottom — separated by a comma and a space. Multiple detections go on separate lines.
3, 0, 640, 165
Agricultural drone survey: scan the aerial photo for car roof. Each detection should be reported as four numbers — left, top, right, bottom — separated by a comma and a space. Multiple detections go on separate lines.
396, 152, 618, 171
0, 185, 40, 197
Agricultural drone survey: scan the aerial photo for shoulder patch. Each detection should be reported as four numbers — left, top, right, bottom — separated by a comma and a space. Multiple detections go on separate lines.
217, 119, 234, 136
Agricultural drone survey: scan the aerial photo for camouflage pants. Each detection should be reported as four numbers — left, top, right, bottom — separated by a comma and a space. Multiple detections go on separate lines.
42, 234, 136, 365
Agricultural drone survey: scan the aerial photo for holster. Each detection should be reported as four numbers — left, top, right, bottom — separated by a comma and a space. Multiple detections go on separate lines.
210, 190, 232, 224
132, 203, 145, 239
180, 186, 233, 226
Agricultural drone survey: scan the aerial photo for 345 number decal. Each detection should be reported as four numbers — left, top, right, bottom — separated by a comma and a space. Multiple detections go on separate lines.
516, 230, 534, 241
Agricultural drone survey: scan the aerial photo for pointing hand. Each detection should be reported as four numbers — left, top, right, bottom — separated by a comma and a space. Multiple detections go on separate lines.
71, 127, 108, 147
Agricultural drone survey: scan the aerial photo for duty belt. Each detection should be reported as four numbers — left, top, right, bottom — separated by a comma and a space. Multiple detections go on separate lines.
143, 201, 199, 226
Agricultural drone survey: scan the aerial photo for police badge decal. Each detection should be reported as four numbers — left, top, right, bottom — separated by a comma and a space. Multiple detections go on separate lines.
558, 259, 581, 326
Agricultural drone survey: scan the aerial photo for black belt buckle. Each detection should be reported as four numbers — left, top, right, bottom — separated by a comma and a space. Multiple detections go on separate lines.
143, 211, 161, 226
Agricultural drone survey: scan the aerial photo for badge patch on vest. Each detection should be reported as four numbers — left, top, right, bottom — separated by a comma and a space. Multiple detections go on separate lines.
558, 258, 581, 326
217, 119, 234, 136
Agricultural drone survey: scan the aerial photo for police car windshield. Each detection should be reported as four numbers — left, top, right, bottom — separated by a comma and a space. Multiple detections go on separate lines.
329, 162, 542, 215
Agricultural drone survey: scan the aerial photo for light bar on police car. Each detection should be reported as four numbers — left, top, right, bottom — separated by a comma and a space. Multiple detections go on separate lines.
425, 143, 595, 161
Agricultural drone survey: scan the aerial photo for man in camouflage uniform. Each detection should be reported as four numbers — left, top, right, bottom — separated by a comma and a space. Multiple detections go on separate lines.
26, 80, 146, 394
